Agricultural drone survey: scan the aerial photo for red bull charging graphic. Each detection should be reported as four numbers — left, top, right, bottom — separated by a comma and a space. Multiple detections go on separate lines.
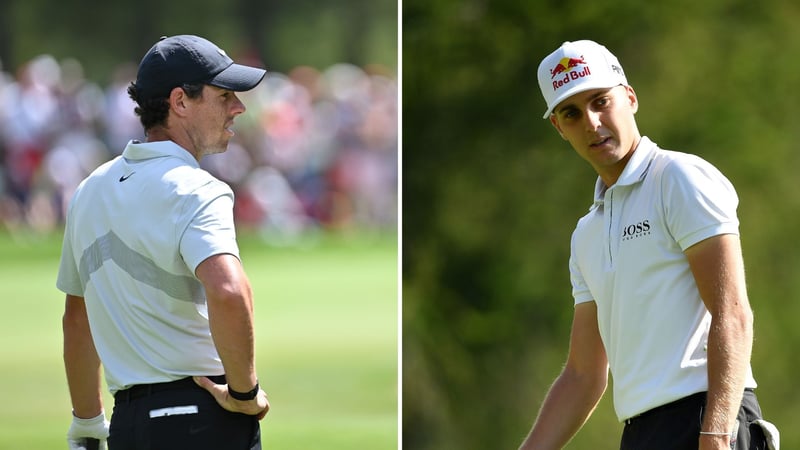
549, 56, 591, 90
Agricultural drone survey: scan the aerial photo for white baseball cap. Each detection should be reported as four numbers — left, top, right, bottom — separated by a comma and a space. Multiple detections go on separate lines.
537, 40, 628, 119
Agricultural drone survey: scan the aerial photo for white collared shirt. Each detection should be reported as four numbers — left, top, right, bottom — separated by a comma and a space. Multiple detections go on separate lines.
569, 136, 757, 421
57, 140, 237, 393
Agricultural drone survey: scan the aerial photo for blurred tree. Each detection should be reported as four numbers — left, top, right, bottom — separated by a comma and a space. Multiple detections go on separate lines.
236, 0, 280, 66
0, 1, 11, 71
2, 0, 396, 82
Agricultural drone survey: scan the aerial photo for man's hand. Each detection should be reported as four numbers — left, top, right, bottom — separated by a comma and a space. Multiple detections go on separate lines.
194, 376, 270, 420
67, 411, 109, 450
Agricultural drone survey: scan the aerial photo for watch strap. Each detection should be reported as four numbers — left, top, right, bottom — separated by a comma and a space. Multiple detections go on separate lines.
228, 382, 259, 401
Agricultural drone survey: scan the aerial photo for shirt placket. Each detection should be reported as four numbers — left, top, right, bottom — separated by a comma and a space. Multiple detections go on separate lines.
605, 187, 617, 270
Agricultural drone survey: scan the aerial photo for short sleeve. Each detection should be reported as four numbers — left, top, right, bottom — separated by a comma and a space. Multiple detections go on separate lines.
570, 230, 594, 305
662, 157, 739, 251
56, 203, 84, 296
179, 183, 240, 275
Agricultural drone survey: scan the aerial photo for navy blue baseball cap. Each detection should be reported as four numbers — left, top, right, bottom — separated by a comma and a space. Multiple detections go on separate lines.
133, 35, 266, 102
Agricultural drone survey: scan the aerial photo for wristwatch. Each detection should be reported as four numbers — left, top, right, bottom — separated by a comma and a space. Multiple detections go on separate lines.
228, 382, 259, 401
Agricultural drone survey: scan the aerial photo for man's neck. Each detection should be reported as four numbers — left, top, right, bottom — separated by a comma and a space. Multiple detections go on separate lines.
145, 127, 200, 162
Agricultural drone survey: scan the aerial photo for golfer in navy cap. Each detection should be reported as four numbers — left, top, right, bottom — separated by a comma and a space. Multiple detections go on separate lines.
58, 35, 268, 449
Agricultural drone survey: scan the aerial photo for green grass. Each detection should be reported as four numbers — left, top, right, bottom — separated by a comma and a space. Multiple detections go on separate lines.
0, 230, 398, 449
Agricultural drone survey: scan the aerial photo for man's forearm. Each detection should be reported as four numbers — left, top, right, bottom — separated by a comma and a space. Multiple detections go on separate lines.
207, 289, 258, 392
519, 368, 607, 450
684, 234, 755, 448
63, 295, 103, 418
197, 254, 260, 393
701, 306, 753, 435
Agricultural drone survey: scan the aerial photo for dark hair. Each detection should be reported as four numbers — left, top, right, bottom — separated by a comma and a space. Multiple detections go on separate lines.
127, 82, 205, 131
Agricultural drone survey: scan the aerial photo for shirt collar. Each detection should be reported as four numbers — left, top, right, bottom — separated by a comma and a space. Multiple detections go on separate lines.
592, 136, 657, 206
122, 140, 200, 168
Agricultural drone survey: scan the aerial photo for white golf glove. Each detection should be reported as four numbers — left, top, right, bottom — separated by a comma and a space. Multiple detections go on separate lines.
753, 419, 780, 450
67, 411, 109, 450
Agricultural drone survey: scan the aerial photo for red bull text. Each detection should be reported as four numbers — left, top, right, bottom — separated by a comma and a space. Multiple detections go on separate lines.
549, 56, 591, 90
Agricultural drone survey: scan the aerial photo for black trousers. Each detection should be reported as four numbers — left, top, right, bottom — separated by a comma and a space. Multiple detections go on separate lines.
620, 389, 766, 450
108, 376, 261, 450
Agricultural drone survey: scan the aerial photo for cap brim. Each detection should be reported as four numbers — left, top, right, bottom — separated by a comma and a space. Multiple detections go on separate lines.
542, 82, 624, 119
208, 63, 267, 92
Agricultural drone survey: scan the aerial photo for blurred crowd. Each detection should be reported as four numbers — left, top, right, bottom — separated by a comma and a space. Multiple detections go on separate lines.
0, 55, 397, 244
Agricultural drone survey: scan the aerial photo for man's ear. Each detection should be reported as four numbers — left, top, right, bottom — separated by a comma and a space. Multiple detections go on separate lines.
168, 86, 190, 118
550, 115, 567, 140
625, 85, 639, 114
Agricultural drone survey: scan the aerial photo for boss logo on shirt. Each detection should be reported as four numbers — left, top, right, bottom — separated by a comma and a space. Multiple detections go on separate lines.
621, 220, 651, 241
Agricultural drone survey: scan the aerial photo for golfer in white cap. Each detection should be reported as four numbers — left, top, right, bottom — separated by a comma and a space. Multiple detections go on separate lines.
518, 40, 779, 450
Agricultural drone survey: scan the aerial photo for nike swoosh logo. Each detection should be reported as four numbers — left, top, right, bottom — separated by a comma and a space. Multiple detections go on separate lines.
119, 172, 136, 182
189, 425, 210, 435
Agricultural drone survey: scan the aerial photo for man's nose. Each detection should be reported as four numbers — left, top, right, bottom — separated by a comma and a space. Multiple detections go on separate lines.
585, 110, 602, 131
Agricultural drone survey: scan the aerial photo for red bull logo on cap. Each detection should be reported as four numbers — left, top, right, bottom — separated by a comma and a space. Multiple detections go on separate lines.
549, 56, 591, 90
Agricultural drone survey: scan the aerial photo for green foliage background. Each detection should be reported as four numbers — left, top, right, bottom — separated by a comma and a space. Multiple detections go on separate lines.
403, 1, 800, 449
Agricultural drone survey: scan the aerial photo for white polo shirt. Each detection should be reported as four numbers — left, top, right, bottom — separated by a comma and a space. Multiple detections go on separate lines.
57, 140, 239, 393
570, 136, 757, 421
